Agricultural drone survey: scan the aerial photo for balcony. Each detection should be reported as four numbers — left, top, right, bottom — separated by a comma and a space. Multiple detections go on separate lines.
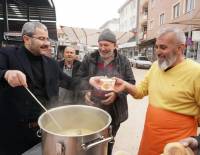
140, 14, 148, 26
140, 0, 148, 8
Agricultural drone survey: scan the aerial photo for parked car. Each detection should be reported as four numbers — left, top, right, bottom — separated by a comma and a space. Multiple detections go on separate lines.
133, 56, 152, 69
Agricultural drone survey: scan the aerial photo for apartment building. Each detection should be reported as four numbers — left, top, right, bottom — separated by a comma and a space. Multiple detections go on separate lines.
117, 0, 139, 58
138, 0, 200, 61
119, 0, 138, 32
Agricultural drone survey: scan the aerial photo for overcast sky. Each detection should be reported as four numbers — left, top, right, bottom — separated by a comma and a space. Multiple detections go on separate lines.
54, 0, 126, 29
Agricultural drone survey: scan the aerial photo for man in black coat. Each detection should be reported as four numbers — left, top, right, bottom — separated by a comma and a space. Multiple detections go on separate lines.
0, 21, 72, 155
58, 46, 81, 105
75, 29, 136, 155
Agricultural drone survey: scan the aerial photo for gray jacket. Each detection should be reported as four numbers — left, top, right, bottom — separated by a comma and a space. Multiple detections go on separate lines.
75, 50, 136, 126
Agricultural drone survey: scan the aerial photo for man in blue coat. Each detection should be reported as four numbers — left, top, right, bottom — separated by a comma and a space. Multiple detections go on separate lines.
0, 21, 72, 154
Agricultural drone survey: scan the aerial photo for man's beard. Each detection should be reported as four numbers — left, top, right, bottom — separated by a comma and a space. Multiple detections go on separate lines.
99, 50, 114, 60
158, 52, 177, 71
66, 57, 74, 62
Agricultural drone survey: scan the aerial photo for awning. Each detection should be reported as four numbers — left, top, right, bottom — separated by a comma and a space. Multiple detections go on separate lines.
0, 0, 57, 41
0, 0, 54, 7
169, 18, 200, 27
138, 38, 156, 48
118, 41, 136, 48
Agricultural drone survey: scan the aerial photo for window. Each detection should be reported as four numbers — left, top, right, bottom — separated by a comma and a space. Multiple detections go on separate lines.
151, 0, 155, 8
160, 13, 164, 25
185, 0, 194, 12
173, 3, 180, 18
143, 25, 147, 32
144, 8, 148, 16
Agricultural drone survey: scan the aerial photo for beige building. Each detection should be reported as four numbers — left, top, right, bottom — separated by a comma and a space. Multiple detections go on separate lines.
138, 0, 200, 61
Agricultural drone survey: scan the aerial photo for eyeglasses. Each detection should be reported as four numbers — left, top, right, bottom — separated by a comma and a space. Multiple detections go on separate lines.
29, 36, 50, 42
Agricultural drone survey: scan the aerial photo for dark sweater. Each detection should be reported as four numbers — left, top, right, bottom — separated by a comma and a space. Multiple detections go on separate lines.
25, 48, 48, 102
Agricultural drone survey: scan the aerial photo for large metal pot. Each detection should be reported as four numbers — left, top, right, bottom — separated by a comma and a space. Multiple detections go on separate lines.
38, 105, 113, 155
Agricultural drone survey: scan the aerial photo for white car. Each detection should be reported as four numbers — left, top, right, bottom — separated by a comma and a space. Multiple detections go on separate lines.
133, 56, 152, 69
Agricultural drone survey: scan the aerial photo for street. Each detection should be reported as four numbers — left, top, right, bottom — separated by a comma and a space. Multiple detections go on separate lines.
113, 68, 149, 155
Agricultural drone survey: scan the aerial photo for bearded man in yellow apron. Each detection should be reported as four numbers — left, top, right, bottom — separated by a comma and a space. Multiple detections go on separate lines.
89, 28, 200, 155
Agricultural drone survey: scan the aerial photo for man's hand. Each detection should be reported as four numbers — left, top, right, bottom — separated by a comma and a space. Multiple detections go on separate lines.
4, 70, 27, 87
89, 76, 128, 93
89, 76, 104, 90
84, 91, 95, 106
101, 91, 117, 105
113, 77, 128, 93
179, 137, 198, 154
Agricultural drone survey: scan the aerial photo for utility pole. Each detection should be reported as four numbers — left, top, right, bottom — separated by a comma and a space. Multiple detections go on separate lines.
81, 28, 88, 53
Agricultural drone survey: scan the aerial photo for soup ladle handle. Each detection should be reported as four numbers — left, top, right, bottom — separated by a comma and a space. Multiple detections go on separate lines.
24, 87, 63, 131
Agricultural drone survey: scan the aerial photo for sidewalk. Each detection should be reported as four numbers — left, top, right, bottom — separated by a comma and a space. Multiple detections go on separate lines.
112, 95, 148, 155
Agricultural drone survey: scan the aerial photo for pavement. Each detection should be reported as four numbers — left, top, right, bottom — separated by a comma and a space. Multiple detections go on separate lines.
112, 68, 148, 155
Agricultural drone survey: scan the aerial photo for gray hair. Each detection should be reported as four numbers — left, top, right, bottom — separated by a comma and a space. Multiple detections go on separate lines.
157, 28, 186, 44
64, 46, 76, 52
21, 21, 48, 37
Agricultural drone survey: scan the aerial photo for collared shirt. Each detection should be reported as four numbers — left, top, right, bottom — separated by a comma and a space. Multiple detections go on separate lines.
63, 64, 73, 77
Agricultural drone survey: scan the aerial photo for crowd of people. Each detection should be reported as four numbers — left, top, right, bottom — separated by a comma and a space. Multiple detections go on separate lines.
0, 21, 200, 155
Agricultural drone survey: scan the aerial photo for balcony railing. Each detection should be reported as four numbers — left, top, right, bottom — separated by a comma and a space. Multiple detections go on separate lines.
139, 31, 147, 41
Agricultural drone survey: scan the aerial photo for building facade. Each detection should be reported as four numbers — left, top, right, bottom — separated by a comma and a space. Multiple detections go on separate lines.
118, 0, 138, 32
117, 0, 138, 59
138, 0, 200, 62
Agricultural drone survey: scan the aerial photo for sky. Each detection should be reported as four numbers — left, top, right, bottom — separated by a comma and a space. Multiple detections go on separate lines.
54, 0, 126, 29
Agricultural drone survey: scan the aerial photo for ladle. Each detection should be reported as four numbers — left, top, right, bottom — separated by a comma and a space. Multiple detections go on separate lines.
25, 87, 63, 130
